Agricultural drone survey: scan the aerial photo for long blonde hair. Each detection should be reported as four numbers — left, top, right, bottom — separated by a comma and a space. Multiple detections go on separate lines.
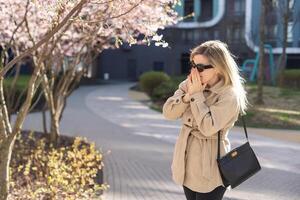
189, 40, 249, 115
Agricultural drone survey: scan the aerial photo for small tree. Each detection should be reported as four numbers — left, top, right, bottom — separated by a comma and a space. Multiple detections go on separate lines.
0, 1, 92, 199
276, 0, 294, 87
256, 0, 268, 105
38, 0, 180, 144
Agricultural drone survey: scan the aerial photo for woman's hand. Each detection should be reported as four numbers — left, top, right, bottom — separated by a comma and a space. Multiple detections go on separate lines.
187, 68, 207, 95
182, 93, 190, 103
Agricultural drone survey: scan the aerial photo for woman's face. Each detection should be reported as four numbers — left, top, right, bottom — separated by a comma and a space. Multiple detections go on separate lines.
191, 54, 220, 85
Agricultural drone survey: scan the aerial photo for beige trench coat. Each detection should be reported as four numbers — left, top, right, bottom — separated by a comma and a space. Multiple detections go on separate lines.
162, 77, 240, 193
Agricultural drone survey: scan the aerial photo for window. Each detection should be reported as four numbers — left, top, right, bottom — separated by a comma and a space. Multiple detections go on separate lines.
199, 0, 213, 21
153, 61, 164, 71
182, 30, 194, 43
194, 31, 200, 41
229, 26, 245, 42
202, 30, 209, 40
241, 27, 245, 39
187, 30, 193, 41
287, 22, 293, 42
227, 28, 232, 42
214, 30, 219, 39
266, 24, 277, 39
233, 28, 240, 40
234, 0, 245, 15
289, 0, 295, 9
181, 31, 186, 42
184, 0, 194, 22
273, 25, 278, 38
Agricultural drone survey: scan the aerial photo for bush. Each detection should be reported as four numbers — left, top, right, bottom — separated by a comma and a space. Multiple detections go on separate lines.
9, 131, 109, 200
151, 80, 178, 102
139, 71, 170, 96
4, 75, 46, 113
4, 75, 31, 90
169, 75, 186, 85
282, 69, 300, 89
151, 75, 187, 102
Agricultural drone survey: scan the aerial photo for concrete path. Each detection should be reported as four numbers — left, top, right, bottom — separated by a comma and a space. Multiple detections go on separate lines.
18, 81, 300, 200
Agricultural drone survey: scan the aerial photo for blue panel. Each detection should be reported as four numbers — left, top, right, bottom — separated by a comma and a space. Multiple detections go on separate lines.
194, 0, 200, 21
213, 0, 218, 18
174, 0, 184, 16
251, 0, 260, 46
292, 0, 300, 47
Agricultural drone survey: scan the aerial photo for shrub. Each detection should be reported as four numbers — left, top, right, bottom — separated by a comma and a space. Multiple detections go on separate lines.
4, 75, 31, 89
4, 75, 46, 113
282, 69, 300, 89
139, 71, 170, 96
169, 75, 186, 85
151, 80, 178, 102
9, 131, 109, 200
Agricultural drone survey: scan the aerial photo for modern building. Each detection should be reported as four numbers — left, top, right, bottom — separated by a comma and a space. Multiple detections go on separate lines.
90, 0, 300, 81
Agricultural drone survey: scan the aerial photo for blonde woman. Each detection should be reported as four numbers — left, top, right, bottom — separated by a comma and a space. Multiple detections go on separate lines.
162, 40, 249, 200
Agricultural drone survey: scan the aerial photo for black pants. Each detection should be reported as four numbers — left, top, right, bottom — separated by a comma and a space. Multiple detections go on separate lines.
183, 185, 226, 200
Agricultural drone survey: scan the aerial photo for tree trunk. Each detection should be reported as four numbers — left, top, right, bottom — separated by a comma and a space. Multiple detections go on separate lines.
41, 96, 49, 135
50, 113, 60, 146
42, 107, 48, 135
277, 0, 290, 87
256, 0, 267, 105
0, 137, 16, 200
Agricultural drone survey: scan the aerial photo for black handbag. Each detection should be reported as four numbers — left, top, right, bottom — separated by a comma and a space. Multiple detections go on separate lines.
217, 114, 261, 189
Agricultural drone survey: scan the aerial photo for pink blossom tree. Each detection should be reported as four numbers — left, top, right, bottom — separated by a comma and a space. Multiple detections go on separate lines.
40, 0, 179, 144
0, 0, 180, 199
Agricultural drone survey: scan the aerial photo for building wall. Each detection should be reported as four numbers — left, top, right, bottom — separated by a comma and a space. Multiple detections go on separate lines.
250, 0, 300, 49
97, 37, 192, 81
95, 0, 300, 80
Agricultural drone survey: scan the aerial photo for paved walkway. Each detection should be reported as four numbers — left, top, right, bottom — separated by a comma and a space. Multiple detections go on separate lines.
18, 81, 300, 200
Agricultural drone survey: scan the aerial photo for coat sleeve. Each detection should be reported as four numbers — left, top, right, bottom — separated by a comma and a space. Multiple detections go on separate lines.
162, 80, 189, 120
189, 90, 240, 137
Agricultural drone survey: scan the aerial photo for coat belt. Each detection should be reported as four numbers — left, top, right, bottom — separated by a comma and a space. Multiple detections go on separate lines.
188, 129, 225, 181
189, 128, 225, 140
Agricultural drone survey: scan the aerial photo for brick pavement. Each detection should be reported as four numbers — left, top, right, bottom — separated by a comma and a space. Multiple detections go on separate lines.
18, 81, 300, 200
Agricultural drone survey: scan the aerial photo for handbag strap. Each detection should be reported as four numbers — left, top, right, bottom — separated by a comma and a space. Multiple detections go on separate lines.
217, 114, 249, 159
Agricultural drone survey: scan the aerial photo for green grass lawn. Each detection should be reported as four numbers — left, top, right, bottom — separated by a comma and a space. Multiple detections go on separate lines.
236, 83, 300, 130
4, 75, 31, 91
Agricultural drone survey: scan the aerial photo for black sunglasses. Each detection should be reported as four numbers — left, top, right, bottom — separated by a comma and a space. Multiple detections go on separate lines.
190, 61, 214, 72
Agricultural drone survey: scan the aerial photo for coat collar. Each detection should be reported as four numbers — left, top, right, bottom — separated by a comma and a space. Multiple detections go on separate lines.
205, 77, 228, 94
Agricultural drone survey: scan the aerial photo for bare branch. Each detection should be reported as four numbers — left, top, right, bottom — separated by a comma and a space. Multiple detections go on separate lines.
28, 77, 44, 113
83, 0, 146, 23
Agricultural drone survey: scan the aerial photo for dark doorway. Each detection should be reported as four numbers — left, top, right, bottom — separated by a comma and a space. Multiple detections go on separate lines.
127, 59, 137, 81
96, 55, 104, 79
287, 54, 300, 69
181, 53, 190, 75
153, 61, 164, 71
